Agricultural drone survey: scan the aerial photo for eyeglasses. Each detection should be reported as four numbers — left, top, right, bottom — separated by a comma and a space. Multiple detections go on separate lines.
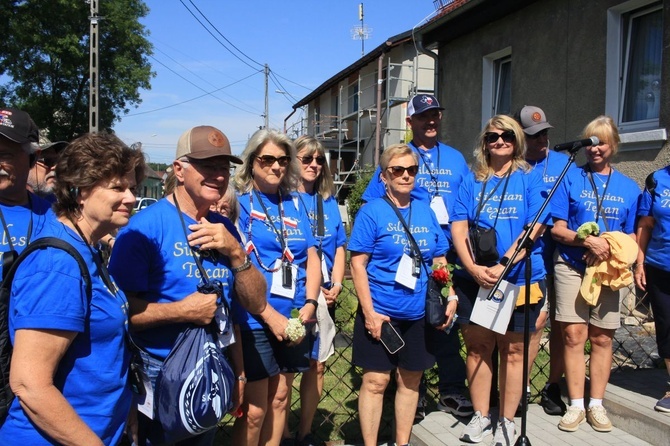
298, 155, 326, 166
527, 129, 549, 139
180, 158, 231, 174
256, 155, 291, 167
386, 165, 419, 177
484, 131, 515, 145
36, 156, 59, 168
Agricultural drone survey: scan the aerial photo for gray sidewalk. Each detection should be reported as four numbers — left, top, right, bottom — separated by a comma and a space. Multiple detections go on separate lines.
411, 368, 670, 446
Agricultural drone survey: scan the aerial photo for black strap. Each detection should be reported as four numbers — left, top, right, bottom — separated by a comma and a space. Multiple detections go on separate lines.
382, 196, 426, 271
474, 167, 512, 228
316, 195, 325, 238
2, 237, 92, 300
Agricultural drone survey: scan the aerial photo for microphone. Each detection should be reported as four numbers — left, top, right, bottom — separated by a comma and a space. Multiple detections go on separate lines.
553, 136, 599, 154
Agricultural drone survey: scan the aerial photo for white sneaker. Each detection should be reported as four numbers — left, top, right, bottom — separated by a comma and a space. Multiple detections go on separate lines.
490, 418, 516, 446
460, 411, 492, 443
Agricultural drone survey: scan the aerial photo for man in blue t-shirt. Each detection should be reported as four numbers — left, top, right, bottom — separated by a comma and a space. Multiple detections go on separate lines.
362, 94, 472, 418
516, 105, 573, 416
109, 125, 287, 446
27, 136, 68, 203
0, 108, 53, 262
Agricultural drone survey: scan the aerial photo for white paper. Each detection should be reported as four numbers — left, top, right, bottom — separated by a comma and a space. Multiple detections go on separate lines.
470, 280, 519, 334
137, 372, 155, 419
321, 255, 330, 284
270, 259, 296, 299
395, 253, 418, 290
430, 195, 450, 225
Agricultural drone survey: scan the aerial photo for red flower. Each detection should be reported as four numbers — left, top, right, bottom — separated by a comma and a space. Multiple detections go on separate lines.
432, 267, 450, 285
430, 262, 459, 298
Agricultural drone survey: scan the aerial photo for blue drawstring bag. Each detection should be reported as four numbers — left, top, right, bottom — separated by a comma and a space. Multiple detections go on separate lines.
154, 280, 235, 443
154, 322, 234, 442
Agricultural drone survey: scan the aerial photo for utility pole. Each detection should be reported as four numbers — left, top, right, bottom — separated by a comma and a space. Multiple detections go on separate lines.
89, 0, 100, 133
264, 64, 269, 129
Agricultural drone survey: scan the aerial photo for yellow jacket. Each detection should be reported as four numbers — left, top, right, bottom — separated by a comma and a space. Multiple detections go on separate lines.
580, 231, 638, 306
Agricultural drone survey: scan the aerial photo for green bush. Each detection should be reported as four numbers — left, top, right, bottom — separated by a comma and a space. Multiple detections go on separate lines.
346, 165, 375, 224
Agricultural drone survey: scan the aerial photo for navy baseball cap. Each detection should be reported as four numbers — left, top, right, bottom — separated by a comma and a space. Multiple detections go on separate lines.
407, 94, 444, 117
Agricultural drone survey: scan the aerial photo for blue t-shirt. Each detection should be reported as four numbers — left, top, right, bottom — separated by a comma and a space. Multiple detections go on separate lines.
637, 166, 670, 272
552, 166, 640, 272
0, 193, 53, 254
361, 141, 469, 242
295, 191, 347, 287
527, 150, 576, 271
233, 191, 317, 330
452, 168, 549, 285
0, 219, 130, 445
109, 198, 240, 358
348, 197, 449, 320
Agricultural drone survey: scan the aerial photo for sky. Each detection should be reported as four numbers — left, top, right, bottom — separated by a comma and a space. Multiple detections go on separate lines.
112, 1, 439, 165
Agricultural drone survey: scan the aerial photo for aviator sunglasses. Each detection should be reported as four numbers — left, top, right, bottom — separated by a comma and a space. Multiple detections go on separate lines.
386, 165, 419, 177
256, 155, 291, 167
298, 155, 326, 166
484, 130, 515, 145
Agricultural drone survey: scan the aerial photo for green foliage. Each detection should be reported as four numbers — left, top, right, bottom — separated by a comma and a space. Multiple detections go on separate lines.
0, 0, 154, 141
346, 164, 375, 223
576, 221, 600, 239
147, 162, 170, 172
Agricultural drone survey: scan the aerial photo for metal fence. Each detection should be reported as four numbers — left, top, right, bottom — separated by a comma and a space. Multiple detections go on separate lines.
216, 277, 658, 445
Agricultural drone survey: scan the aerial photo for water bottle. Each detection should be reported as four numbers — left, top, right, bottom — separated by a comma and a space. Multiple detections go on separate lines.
445, 313, 458, 334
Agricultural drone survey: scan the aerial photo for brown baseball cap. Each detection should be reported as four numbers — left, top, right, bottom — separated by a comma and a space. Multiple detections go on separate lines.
518, 105, 553, 135
0, 108, 39, 145
175, 125, 242, 164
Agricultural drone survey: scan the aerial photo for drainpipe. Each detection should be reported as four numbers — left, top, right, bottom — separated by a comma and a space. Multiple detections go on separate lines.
415, 32, 439, 98
283, 107, 297, 134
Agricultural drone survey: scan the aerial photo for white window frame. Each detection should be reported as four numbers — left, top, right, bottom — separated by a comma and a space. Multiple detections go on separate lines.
606, 0, 666, 149
481, 47, 512, 127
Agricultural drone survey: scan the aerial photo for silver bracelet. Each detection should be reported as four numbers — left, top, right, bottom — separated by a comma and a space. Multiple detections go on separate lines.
231, 256, 252, 274
447, 295, 459, 302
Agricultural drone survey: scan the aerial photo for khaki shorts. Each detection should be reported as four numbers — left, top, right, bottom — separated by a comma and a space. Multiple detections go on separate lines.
553, 254, 622, 329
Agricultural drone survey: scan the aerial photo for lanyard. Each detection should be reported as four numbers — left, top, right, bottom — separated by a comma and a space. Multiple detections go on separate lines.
0, 194, 34, 251
247, 189, 291, 272
474, 166, 512, 228
586, 167, 613, 230
412, 141, 440, 196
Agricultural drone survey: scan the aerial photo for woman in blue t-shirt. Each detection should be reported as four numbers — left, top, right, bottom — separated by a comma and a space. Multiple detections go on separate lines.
349, 143, 451, 446
551, 116, 640, 433
451, 115, 548, 445
231, 129, 321, 446
281, 136, 347, 446
635, 165, 670, 413
0, 133, 145, 445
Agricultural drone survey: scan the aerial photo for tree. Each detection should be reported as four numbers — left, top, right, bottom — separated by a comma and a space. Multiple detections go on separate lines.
0, 0, 154, 141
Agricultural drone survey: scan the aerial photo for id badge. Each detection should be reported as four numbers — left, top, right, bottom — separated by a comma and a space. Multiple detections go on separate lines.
321, 255, 330, 284
271, 259, 296, 298
215, 305, 235, 348
395, 253, 418, 290
136, 367, 155, 419
430, 195, 450, 225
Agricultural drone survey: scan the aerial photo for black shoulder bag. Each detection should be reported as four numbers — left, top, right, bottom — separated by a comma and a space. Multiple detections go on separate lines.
469, 168, 511, 266
383, 196, 447, 327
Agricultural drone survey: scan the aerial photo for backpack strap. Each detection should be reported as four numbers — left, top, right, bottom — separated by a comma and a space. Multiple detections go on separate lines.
2, 237, 92, 299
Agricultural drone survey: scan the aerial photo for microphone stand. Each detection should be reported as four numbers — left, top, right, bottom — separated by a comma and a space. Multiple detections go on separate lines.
485, 146, 579, 446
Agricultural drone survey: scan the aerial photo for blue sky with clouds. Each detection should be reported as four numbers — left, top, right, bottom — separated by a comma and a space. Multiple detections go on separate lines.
112, 1, 437, 164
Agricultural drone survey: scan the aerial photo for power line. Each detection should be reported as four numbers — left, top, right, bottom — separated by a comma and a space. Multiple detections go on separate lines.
125, 70, 262, 117
149, 54, 261, 116
178, 0, 260, 71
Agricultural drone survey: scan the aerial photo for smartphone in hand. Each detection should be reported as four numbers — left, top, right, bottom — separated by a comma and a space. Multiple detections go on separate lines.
380, 321, 405, 354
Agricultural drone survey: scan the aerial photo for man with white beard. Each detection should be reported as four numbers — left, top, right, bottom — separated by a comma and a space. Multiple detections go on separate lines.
0, 108, 52, 266
27, 137, 68, 202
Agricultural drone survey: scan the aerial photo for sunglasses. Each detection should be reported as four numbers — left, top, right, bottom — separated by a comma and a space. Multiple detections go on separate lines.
387, 165, 419, 177
36, 157, 59, 168
527, 129, 549, 139
484, 131, 515, 145
256, 155, 291, 167
298, 155, 326, 166
180, 158, 231, 173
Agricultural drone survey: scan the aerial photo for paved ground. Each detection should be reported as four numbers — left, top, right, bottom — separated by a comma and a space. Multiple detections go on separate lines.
411, 403, 652, 446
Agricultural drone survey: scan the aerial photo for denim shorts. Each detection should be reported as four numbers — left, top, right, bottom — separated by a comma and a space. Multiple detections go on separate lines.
240, 328, 312, 381
132, 348, 218, 446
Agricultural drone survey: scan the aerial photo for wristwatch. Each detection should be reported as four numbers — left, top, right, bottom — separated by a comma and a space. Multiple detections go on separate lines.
499, 256, 510, 267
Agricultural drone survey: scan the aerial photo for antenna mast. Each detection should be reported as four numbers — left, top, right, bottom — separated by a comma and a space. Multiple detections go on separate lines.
351, 3, 372, 57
